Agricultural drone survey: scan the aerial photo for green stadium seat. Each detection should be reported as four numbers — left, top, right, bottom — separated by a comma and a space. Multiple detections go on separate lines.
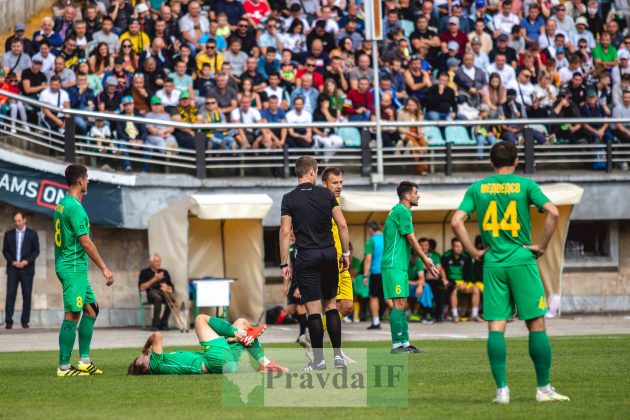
425, 126, 445, 146
138, 289, 153, 330
445, 126, 475, 145
338, 127, 362, 148
401, 20, 415, 38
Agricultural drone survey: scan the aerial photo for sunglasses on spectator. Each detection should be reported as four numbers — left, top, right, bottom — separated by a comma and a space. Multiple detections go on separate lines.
206, 45, 216, 49
206, 100, 216, 104
557, 7, 565, 11
306, 63, 316, 67
238, 24, 248, 28
122, 44, 132, 48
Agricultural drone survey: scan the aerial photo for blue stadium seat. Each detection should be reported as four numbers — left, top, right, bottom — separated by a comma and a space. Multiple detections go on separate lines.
401, 20, 415, 38
445, 126, 475, 145
424, 126, 445, 146
338, 127, 362, 148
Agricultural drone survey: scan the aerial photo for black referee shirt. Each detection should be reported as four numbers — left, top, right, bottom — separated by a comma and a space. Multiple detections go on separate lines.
281, 182, 338, 250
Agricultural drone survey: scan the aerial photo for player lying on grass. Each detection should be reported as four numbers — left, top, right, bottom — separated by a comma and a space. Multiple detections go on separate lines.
127, 315, 288, 375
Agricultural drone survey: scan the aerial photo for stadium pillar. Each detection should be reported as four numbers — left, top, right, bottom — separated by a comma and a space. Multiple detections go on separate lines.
63, 116, 75, 163
445, 142, 453, 176
194, 131, 206, 179
524, 128, 535, 174
606, 138, 613, 173
360, 129, 371, 177
282, 142, 290, 179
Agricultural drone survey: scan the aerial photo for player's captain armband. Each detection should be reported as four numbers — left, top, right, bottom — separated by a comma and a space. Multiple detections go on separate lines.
480, 183, 521, 195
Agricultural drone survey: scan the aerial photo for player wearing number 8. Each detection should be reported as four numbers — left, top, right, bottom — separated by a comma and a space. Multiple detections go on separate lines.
451, 142, 569, 404
53, 165, 114, 377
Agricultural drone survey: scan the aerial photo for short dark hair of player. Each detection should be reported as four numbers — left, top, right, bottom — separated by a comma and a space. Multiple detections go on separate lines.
367, 220, 381, 231
65, 164, 88, 186
428, 238, 437, 251
418, 237, 428, 243
127, 357, 148, 375
490, 141, 518, 168
295, 155, 318, 178
321, 167, 342, 183
451, 237, 462, 246
397, 181, 418, 200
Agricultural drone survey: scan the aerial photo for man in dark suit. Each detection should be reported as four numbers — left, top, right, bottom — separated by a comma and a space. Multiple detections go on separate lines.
3, 210, 40, 329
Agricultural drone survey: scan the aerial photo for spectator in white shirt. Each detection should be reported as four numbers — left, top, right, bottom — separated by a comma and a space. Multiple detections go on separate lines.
486, 53, 516, 85
492, 0, 520, 36
285, 96, 313, 148
155, 78, 181, 111
550, 4, 575, 36
230, 94, 262, 149
507, 69, 536, 110
38, 75, 70, 133
31, 40, 55, 74
570, 17, 596, 51
178, 1, 210, 55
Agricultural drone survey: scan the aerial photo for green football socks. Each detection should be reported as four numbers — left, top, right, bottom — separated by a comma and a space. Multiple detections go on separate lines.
487, 331, 507, 388
390, 308, 405, 346
209, 316, 238, 338
401, 312, 410, 345
246, 338, 265, 361
78, 315, 96, 360
59, 320, 78, 367
529, 330, 552, 387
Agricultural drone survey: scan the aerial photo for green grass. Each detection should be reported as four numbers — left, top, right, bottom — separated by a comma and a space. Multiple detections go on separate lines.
1, 336, 629, 419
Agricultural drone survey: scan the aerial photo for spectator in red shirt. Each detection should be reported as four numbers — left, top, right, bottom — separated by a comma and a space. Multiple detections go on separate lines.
296, 57, 324, 91
440, 16, 468, 56
243, 0, 270, 28
344, 77, 374, 121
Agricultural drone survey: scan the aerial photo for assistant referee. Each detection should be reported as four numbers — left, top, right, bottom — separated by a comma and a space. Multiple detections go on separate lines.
279, 156, 350, 371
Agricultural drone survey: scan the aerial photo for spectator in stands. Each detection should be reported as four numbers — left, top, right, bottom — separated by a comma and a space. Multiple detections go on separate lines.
92, 17, 120, 54
284, 19, 308, 64
336, 21, 362, 52
89, 42, 114, 79
216, 0, 247, 28
67, 72, 96, 134
170, 60, 194, 99
109, 0, 135, 36
46, 55, 75, 89
531, 71, 557, 118
139, 253, 175, 331
139, 37, 168, 71
474, 104, 498, 157
239, 77, 263, 109
117, 95, 149, 172
550, 3, 574, 35
520, 4, 545, 45
244, 0, 271, 27
196, 39, 223, 75
120, 18, 150, 55
568, 72, 587, 107
202, 96, 235, 150
397, 96, 428, 175
84, 5, 101, 41
5, 23, 34, 56
349, 54, 373, 90
612, 89, 630, 144
230, 18, 259, 57
32, 17, 63, 51
481, 73, 505, 118
178, 1, 209, 55
141, 56, 166, 97
241, 57, 267, 92
321, 78, 344, 120
32, 40, 56, 75
551, 87, 582, 144
571, 16, 596, 51
54, 4, 77, 41
424, 72, 457, 121
440, 16, 467, 56
344, 77, 374, 122
171, 91, 201, 149
263, 72, 288, 109
285, 96, 314, 150
56, 36, 80, 70
507, 68, 536, 117
39, 75, 70, 134
97, 75, 123, 114
155, 77, 180, 112
581, 89, 615, 143
145, 96, 178, 150
290, 73, 318, 113
312, 94, 344, 159
223, 38, 248, 77
455, 52, 486, 107
21, 59, 47, 102
126, 73, 150, 115
490, 33, 517, 67
90, 117, 117, 169
469, 36, 490, 70
231, 94, 263, 148
487, 53, 516, 85
306, 20, 336, 54
2, 39, 32, 81
258, 94, 286, 149
593, 32, 619, 71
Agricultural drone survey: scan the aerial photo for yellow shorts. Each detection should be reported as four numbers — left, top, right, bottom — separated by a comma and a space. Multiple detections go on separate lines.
336, 270, 353, 301
455, 280, 484, 293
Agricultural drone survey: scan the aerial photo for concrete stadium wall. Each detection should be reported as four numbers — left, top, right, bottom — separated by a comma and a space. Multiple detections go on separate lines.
0, 0, 51, 34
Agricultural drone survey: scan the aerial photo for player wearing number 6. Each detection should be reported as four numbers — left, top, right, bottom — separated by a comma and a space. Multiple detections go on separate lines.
451, 142, 569, 404
381, 181, 440, 354
53, 165, 114, 376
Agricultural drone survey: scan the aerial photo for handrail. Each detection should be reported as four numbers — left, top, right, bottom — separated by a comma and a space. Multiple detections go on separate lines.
2, 90, 629, 130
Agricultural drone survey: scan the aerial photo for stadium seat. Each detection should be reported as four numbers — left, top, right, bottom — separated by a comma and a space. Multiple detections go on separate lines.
401, 20, 415, 38
424, 126, 445, 146
338, 127, 362, 148
445, 126, 475, 145
138, 290, 153, 330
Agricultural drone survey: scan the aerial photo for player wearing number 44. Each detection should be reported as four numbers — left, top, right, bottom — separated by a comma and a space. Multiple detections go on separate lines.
451, 141, 570, 404
53, 165, 115, 377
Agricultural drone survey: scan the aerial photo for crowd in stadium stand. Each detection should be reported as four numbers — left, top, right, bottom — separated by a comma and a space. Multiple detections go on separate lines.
0, 0, 630, 171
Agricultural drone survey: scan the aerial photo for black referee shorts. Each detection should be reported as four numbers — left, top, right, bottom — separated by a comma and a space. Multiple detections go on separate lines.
294, 246, 338, 303
369, 273, 384, 299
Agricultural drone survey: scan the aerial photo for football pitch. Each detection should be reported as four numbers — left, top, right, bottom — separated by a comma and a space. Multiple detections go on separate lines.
1, 335, 629, 419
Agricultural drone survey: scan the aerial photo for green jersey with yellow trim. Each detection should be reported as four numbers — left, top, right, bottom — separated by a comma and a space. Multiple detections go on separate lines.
54, 194, 90, 273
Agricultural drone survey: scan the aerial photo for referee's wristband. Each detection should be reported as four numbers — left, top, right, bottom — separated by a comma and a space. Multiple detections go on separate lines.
279, 263, 289, 269
341, 251, 350, 257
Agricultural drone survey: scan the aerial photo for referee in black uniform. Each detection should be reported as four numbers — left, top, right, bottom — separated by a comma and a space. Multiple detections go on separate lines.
279, 156, 350, 370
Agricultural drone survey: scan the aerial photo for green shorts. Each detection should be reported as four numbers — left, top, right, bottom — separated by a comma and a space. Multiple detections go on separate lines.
483, 264, 547, 321
382, 267, 409, 300
199, 337, 239, 374
56, 271, 96, 312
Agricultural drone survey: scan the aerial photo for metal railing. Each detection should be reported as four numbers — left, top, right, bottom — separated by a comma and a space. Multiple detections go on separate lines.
1, 90, 629, 179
